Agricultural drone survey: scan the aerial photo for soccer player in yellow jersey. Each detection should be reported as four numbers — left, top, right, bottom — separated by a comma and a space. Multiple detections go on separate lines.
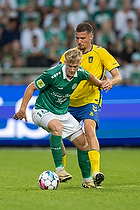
60, 22, 122, 188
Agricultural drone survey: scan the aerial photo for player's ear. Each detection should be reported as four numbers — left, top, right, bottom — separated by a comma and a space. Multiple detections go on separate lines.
90, 33, 93, 41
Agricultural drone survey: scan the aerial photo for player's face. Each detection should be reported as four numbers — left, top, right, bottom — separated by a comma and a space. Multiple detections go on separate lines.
65, 61, 81, 79
75, 31, 93, 53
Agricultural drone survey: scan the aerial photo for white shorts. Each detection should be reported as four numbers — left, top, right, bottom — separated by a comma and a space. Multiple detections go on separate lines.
32, 108, 83, 141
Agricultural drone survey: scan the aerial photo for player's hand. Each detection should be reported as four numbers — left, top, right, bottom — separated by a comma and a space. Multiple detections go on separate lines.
13, 109, 27, 122
101, 74, 112, 93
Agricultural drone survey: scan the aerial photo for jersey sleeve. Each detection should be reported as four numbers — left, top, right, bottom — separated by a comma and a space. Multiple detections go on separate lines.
78, 67, 90, 80
98, 47, 120, 72
34, 70, 50, 90
83, 69, 90, 79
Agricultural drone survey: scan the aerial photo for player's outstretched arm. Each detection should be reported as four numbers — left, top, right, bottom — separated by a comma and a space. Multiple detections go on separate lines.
87, 73, 102, 87
13, 82, 37, 122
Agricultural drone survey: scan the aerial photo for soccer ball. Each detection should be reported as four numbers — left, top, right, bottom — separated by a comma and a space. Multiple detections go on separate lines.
38, 170, 60, 190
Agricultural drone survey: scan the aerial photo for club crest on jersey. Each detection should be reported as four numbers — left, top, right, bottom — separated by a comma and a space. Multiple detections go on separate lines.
72, 83, 77, 89
88, 56, 93, 63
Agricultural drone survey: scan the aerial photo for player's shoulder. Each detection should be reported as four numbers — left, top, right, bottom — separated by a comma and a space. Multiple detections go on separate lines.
44, 63, 64, 76
78, 66, 85, 71
93, 44, 107, 53
77, 66, 90, 76
92, 44, 112, 59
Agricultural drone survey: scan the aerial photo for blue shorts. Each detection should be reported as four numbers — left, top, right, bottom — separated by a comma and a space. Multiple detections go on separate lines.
68, 103, 101, 130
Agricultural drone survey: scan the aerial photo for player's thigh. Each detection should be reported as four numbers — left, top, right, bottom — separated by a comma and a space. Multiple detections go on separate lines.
32, 108, 59, 132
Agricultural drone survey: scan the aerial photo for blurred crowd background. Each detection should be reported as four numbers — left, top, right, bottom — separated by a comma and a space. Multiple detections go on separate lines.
0, 0, 140, 85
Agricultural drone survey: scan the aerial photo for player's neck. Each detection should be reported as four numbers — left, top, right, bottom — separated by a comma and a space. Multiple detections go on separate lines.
82, 44, 92, 53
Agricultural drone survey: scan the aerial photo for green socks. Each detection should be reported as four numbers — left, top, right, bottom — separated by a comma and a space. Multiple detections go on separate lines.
50, 135, 63, 168
77, 149, 91, 178
50, 135, 92, 179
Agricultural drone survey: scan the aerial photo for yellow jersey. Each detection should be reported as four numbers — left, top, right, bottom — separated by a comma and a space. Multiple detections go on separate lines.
60, 45, 120, 107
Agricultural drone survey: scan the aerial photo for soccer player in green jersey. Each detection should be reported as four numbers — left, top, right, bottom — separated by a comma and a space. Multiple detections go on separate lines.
13, 48, 108, 188
60, 22, 122, 188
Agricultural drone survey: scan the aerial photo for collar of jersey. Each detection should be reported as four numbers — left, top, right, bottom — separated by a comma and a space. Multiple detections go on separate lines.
62, 65, 78, 81
82, 44, 93, 54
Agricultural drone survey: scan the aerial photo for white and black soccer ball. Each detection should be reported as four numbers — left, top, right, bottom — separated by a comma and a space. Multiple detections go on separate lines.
38, 170, 60, 190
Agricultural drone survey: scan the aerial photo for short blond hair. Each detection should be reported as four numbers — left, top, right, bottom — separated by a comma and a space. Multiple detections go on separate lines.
65, 48, 82, 63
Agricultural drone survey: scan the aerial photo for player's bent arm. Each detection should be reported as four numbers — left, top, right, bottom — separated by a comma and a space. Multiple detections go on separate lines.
20, 82, 37, 111
13, 82, 37, 122
87, 73, 102, 87
102, 68, 122, 93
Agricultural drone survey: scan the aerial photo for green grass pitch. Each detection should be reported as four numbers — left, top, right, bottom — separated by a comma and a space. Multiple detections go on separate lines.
0, 147, 140, 210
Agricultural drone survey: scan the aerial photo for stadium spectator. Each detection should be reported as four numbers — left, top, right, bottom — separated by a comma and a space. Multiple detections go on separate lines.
123, 52, 140, 85
42, 6, 67, 30
20, 17, 46, 52
0, 0, 18, 12
86, 0, 99, 15
17, 0, 30, 13
114, 0, 138, 37
0, 15, 20, 59
53, 0, 89, 12
20, 1, 41, 29
25, 34, 46, 67
66, 0, 89, 47
121, 34, 137, 65
90, 0, 114, 33
2, 52, 13, 69
10, 39, 22, 57
44, 35, 67, 67
107, 37, 123, 70
95, 19, 116, 48
53, 0, 70, 12
108, 0, 123, 12
119, 18, 140, 50
44, 17, 67, 49
1, 39, 28, 85
1, 38, 24, 69
43, 16, 67, 66
67, 0, 89, 29
132, 0, 140, 18
37, 0, 54, 16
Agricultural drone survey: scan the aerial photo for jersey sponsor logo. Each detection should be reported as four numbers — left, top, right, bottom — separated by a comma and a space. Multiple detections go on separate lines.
51, 92, 71, 104
72, 83, 77, 89
37, 79, 45, 88
88, 56, 93, 63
